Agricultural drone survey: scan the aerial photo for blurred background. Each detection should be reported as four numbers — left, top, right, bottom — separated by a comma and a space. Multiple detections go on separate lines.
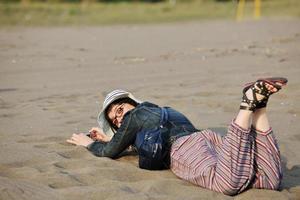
0, 1, 300, 199
0, 0, 299, 26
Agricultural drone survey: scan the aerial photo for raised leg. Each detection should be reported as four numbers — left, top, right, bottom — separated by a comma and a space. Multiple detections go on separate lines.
170, 78, 286, 195
252, 108, 270, 132
211, 79, 286, 194
250, 108, 283, 189
235, 110, 252, 130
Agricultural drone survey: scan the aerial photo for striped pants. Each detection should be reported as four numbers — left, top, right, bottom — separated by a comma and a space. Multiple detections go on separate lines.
170, 121, 283, 196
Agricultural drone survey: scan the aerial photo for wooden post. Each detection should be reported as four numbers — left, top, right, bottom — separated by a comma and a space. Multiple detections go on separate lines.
236, 0, 245, 21
236, 0, 261, 21
254, 0, 261, 20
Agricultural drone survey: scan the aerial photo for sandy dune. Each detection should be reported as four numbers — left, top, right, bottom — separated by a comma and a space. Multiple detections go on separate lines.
0, 19, 300, 199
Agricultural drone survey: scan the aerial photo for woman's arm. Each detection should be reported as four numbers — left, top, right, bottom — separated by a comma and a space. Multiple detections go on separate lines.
87, 112, 142, 158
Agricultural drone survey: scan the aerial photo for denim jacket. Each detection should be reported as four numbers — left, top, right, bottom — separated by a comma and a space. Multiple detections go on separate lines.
87, 102, 198, 161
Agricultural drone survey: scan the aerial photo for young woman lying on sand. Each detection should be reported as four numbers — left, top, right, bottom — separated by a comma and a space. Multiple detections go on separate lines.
67, 77, 287, 196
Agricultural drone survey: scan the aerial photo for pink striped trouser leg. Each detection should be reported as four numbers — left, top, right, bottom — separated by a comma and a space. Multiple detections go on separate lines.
170, 121, 256, 196
250, 128, 283, 190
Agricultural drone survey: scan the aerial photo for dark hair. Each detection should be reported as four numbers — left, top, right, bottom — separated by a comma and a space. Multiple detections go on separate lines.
105, 97, 139, 132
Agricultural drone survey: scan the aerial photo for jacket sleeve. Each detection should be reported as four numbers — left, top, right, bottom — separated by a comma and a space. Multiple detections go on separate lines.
87, 111, 143, 158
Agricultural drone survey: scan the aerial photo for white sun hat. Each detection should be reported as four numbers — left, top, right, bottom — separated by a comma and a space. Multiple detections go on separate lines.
97, 89, 142, 137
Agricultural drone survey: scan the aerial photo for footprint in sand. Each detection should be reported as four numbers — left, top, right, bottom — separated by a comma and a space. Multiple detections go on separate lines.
0, 177, 60, 200
56, 148, 92, 159
47, 172, 86, 189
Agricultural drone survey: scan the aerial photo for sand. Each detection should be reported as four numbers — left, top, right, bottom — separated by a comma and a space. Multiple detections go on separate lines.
0, 19, 299, 200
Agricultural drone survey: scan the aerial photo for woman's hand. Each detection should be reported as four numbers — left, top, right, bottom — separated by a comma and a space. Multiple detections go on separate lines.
89, 127, 112, 142
66, 133, 94, 147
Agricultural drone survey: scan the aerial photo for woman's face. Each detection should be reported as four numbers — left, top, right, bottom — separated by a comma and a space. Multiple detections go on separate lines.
107, 103, 135, 128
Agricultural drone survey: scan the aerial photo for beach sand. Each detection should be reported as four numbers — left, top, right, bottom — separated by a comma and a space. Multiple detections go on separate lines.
0, 19, 299, 200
